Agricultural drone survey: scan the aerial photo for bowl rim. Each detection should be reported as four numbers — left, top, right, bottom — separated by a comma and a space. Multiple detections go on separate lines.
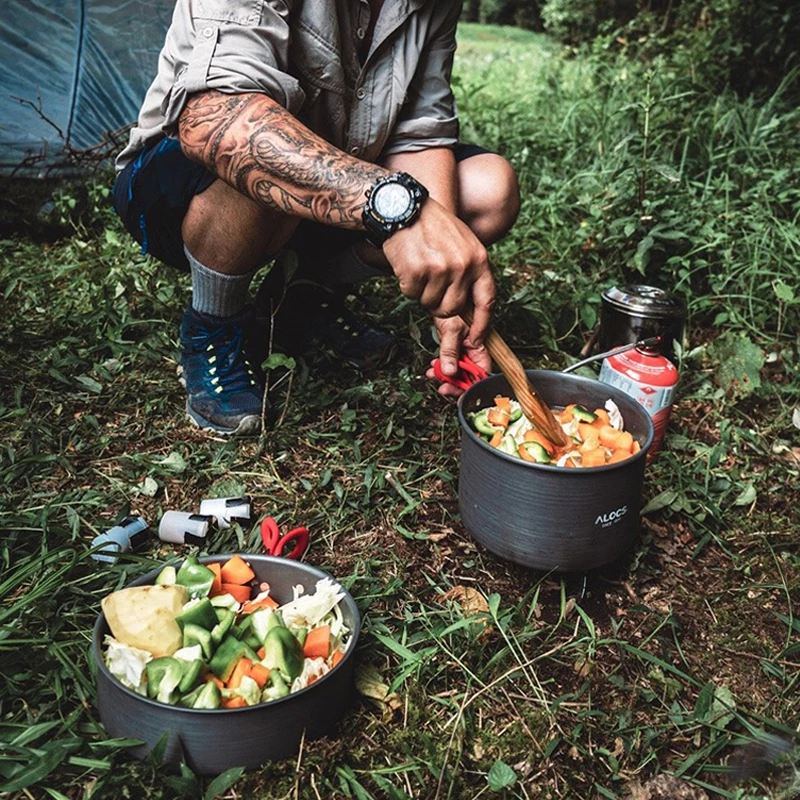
93, 553, 361, 714
457, 369, 656, 472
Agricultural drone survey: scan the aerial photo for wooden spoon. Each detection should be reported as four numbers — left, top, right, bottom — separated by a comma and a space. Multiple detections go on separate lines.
461, 310, 569, 448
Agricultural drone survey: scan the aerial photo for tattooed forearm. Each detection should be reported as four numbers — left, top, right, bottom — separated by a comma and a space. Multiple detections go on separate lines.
178, 91, 388, 228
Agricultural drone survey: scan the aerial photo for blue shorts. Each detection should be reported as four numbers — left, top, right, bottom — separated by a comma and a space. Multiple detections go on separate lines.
112, 138, 490, 272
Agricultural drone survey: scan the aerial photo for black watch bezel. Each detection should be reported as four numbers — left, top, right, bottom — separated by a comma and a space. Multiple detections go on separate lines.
362, 172, 429, 248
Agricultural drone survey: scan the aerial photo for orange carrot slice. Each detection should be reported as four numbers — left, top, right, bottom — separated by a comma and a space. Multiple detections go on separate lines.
608, 449, 632, 464
219, 555, 256, 585
330, 649, 345, 668
592, 408, 611, 428
227, 657, 253, 690
616, 431, 634, 453
207, 563, 223, 597
249, 663, 270, 689
222, 696, 248, 709
598, 425, 622, 449
581, 448, 606, 468
303, 625, 331, 659
489, 429, 503, 448
493, 396, 512, 411
220, 583, 252, 604
487, 408, 510, 429
241, 592, 280, 614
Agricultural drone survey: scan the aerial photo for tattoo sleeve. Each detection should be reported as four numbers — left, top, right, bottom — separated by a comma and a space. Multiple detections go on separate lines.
178, 91, 389, 228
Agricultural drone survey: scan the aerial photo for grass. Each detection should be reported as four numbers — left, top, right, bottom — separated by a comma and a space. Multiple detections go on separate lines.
2, 21, 799, 800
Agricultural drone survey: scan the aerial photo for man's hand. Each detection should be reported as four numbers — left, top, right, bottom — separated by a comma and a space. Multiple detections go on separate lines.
426, 316, 493, 398
382, 197, 495, 346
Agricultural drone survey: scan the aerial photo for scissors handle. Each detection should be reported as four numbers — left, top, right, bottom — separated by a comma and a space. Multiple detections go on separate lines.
432, 355, 489, 391
260, 516, 310, 560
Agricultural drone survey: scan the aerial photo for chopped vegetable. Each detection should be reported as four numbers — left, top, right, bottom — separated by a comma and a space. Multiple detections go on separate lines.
102, 555, 351, 710
470, 396, 640, 468
101, 584, 188, 657
176, 556, 216, 599
302, 625, 331, 659
219, 555, 256, 586
104, 636, 151, 694
261, 626, 305, 682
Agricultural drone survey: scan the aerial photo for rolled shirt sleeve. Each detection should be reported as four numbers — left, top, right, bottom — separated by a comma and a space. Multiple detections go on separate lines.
160, 0, 306, 133
382, 2, 461, 155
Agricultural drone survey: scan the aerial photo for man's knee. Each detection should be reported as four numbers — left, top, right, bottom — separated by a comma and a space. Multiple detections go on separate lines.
183, 180, 298, 272
458, 153, 521, 245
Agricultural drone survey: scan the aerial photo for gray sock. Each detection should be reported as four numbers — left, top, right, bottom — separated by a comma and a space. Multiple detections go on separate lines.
185, 245, 255, 319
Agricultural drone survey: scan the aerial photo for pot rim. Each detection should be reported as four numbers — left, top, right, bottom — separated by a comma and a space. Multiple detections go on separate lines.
457, 369, 655, 471
93, 553, 360, 715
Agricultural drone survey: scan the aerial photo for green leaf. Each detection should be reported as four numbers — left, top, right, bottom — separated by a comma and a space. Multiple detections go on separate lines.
642, 489, 678, 514
204, 766, 245, 800
263, 353, 296, 370
733, 483, 756, 506
487, 760, 517, 791
75, 375, 103, 394
773, 281, 795, 303
155, 451, 188, 473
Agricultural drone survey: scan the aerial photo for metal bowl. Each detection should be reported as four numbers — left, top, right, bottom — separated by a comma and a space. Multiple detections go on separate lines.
93, 554, 360, 775
458, 370, 654, 572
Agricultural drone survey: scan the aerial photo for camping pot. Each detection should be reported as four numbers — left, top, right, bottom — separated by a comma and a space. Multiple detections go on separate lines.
600, 284, 686, 363
458, 370, 654, 572
93, 555, 360, 775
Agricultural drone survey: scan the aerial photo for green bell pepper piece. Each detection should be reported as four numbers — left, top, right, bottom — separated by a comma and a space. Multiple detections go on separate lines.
211, 608, 236, 645
192, 680, 221, 709
175, 555, 215, 599
262, 670, 290, 702
209, 635, 249, 683
176, 597, 219, 631
178, 658, 204, 694
261, 626, 304, 682
146, 657, 184, 705
183, 623, 213, 660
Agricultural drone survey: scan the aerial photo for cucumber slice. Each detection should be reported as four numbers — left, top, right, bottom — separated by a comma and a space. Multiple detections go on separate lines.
572, 405, 598, 423
521, 441, 552, 464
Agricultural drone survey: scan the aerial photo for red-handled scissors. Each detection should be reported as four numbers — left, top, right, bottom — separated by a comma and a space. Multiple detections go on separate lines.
431, 355, 489, 392
260, 516, 310, 560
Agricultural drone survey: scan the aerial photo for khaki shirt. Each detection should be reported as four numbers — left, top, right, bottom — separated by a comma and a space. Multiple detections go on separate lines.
117, 0, 461, 169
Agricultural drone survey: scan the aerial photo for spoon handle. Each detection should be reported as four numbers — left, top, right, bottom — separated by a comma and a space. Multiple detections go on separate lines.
483, 329, 569, 447
460, 308, 567, 447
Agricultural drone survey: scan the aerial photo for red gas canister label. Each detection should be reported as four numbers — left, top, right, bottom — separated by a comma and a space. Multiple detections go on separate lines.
598, 348, 679, 454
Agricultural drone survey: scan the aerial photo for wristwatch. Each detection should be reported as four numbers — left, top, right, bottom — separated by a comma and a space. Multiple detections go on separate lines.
362, 172, 429, 248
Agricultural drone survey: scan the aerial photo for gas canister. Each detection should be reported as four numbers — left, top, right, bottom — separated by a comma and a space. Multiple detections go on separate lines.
599, 347, 678, 455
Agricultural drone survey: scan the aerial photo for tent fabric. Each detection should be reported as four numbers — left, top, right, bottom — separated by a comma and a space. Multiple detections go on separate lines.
0, 0, 173, 175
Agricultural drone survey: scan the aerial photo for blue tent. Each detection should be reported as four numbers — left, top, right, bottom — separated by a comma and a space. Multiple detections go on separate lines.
0, 0, 172, 175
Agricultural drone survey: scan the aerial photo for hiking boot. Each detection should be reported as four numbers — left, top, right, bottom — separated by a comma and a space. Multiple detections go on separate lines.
178, 306, 265, 435
253, 274, 397, 370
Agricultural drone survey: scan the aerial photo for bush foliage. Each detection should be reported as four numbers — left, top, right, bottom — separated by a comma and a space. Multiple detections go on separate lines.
463, 0, 800, 100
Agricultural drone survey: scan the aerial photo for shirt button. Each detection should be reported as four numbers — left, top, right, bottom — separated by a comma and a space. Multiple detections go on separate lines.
356, 26, 366, 39
356, 87, 366, 100
202, 26, 214, 37
349, 146, 360, 156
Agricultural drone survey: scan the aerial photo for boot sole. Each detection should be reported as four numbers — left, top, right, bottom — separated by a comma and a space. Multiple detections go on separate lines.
185, 401, 262, 436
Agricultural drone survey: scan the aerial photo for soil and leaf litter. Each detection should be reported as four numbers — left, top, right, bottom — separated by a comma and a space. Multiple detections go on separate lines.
2, 21, 800, 800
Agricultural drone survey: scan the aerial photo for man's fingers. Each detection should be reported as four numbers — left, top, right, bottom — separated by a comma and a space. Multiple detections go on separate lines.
468, 271, 496, 346
437, 321, 463, 376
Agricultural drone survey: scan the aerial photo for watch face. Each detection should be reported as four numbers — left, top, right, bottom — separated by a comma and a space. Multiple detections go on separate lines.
373, 182, 413, 222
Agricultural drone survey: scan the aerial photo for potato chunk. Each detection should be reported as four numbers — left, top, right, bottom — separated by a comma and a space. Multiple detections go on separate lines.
102, 584, 188, 657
